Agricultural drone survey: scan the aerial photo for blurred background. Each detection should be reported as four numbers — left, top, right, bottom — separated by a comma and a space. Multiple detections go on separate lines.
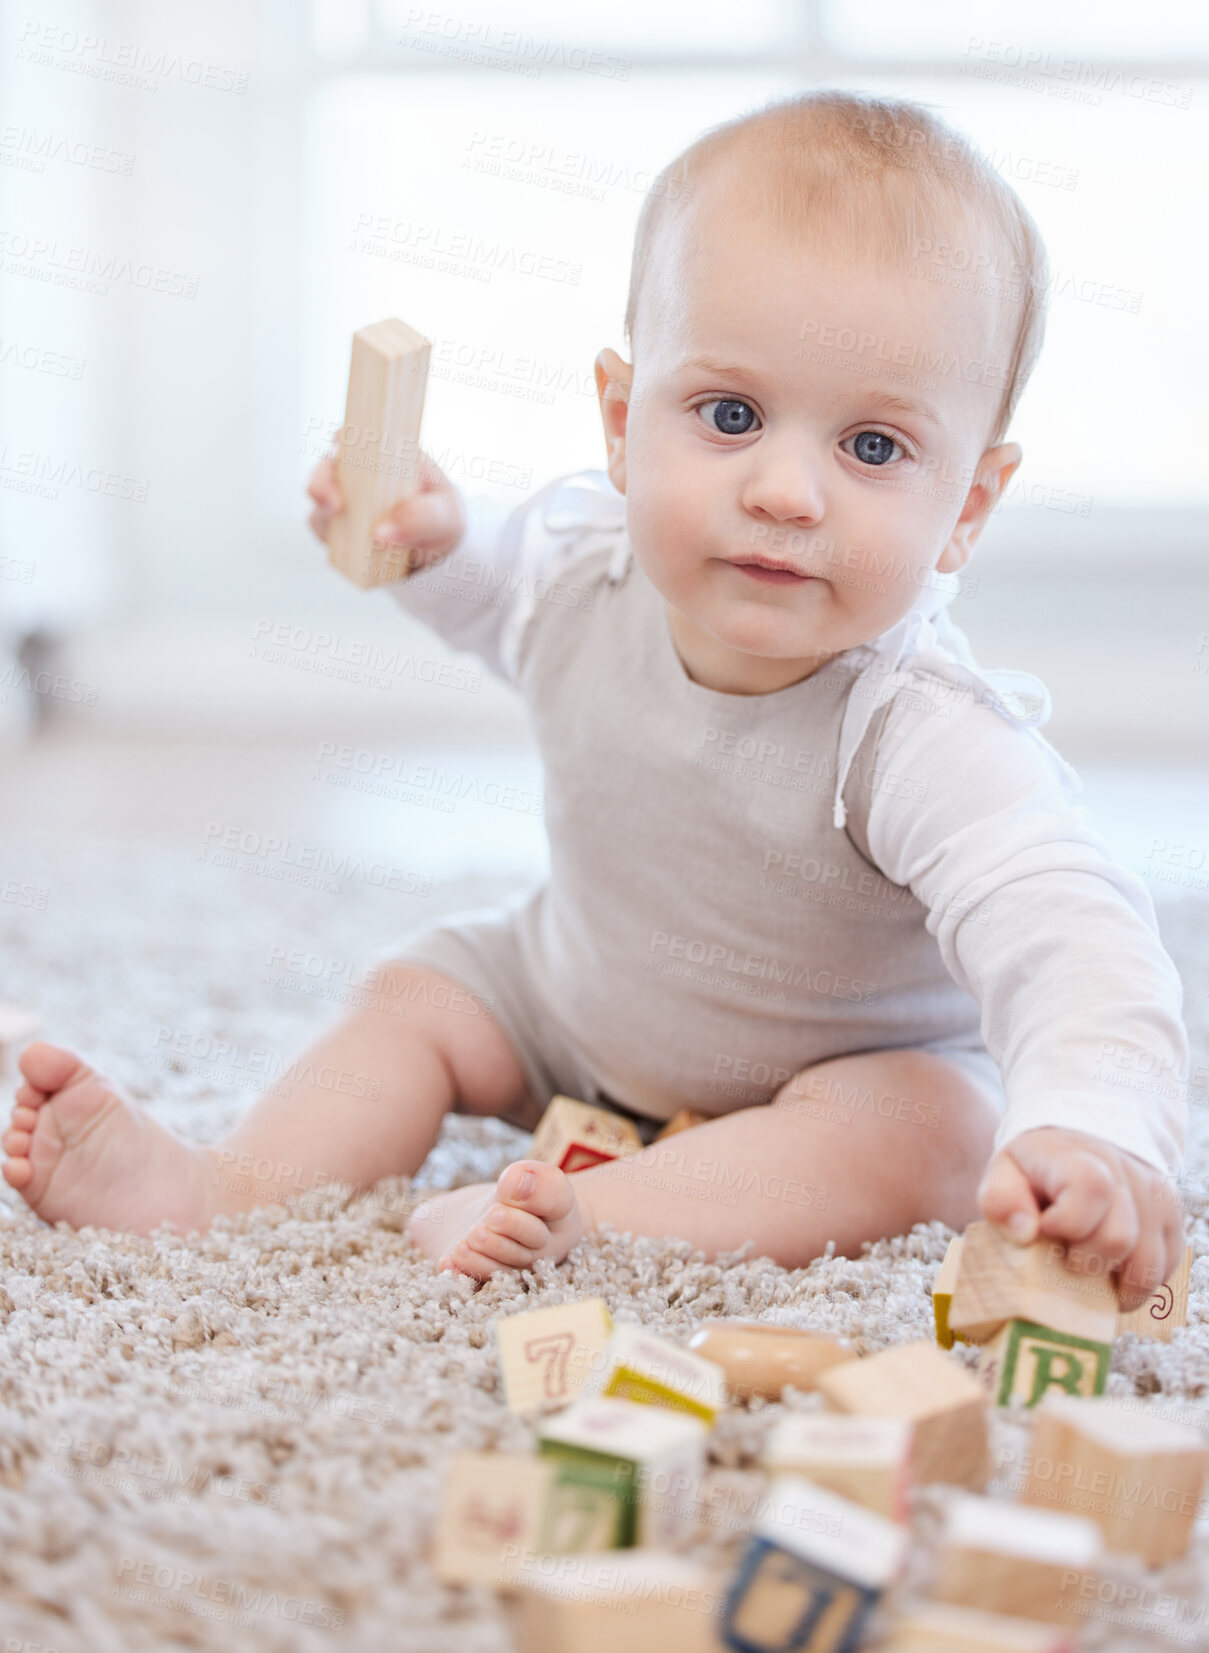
1, 0, 1207, 893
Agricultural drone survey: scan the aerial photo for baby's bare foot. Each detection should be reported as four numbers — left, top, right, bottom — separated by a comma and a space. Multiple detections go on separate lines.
406, 1158, 589, 1280
2, 1042, 215, 1236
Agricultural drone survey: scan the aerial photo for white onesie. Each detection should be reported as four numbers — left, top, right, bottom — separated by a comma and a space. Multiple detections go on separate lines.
378, 469, 1188, 1179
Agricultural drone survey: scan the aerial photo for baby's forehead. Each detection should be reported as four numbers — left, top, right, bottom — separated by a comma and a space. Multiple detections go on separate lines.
640, 193, 1018, 418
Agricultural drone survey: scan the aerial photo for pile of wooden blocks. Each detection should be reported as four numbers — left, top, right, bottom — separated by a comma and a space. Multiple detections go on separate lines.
431, 1097, 1205, 1650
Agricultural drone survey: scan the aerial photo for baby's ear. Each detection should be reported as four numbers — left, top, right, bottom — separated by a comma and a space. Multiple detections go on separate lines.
938, 442, 1022, 571
594, 348, 633, 493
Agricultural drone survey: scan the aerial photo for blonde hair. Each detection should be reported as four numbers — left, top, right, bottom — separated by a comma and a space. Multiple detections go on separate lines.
623, 90, 1049, 445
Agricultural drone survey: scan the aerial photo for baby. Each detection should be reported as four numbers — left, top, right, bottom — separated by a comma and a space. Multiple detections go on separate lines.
3, 92, 1188, 1307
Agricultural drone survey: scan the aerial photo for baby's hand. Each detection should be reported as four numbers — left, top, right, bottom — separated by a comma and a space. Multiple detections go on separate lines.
305, 448, 467, 577
978, 1125, 1184, 1312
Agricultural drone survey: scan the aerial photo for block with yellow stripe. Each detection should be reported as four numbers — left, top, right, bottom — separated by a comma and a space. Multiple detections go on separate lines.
586, 1322, 726, 1425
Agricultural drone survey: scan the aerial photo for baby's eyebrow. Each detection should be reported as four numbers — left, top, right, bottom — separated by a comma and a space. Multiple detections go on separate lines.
678, 355, 761, 384
678, 357, 943, 428
861, 388, 943, 427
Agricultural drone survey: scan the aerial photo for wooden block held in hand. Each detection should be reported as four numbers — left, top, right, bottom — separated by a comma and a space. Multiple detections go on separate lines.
494, 1297, 613, 1415
948, 1221, 1118, 1345
933, 1235, 965, 1350
327, 317, 431, 589
0, 1002, 43, 1081
434, 1452, 557, 1586
512, 1551, 725, 1652
881, 1601, 1076, 1650
763, 1414, 912, 1521
816, 1339, 989, 1490
722, 1475, 907, 1653
1022, 1394, 1209, 1566
932, 1490, 1101, 1625
587, 1322, 726, 1423
1116, 1245, 1192, 1341
532, 1095, 643, 1173
978, 1319, 1110, 1407
687, 1321, 856, 1402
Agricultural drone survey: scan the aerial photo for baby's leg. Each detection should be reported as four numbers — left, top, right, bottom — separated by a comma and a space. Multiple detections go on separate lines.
1, 962, 534, 1237
503, 1049, 998, 1273
410, 1048, 1001, 1280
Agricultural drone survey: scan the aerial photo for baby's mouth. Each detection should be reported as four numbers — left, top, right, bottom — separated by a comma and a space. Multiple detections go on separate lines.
728, 558, 815, 586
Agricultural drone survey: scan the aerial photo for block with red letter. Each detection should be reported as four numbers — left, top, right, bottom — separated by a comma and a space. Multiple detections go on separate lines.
433, 1452, 558, 1586
531, 1095, 643, 1173
494, 1296, 614, 1416
326, 317, 430, 589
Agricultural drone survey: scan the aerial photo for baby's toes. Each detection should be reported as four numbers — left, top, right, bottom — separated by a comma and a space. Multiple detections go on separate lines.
483, 1200, 550, 1252
440, 1232, 525, 1279
496, 1159, 575, 1223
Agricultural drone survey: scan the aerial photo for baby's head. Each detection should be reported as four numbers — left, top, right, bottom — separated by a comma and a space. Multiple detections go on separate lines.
594, 90, 1049, 693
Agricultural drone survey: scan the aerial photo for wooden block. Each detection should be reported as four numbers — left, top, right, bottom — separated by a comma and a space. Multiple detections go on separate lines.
763, 1414, 912, 1522
538, 1395, 707, 1548
686, 1322, 857, 1402
326, 317, 430, 589
1022, 1394, 1209, 1566
977, 1319, 1110, 1407
510, 1551, 726, 1652
653, 1109, 710, 1141
587, 1322, 726, 1424
433, 1452, 557, 1586
531, 1095, 644, 1173
948, 1221, 1118, 1345
933, 1236, 965, 1350
880, 1601, 1076, 1650
815, 1340, 989, 1491
0, 1001, 42, 1081
932, 1490, 1101, 1625
1116, 1245, 1192, 1341
495, 1297, 613, 1415
722, 1475, 907, 1653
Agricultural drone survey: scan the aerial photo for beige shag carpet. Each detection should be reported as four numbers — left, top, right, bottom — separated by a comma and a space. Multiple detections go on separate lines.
1, 829, 1207, 1652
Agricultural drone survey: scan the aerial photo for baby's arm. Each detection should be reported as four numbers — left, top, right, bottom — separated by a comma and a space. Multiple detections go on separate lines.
307, 453, 614, 684
861, 678, 1189, 1307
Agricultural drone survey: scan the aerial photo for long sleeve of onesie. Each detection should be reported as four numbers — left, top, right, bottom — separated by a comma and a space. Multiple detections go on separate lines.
380, 473, 602, 684
379, 488, 520, 679
862, 679, 1189, 1180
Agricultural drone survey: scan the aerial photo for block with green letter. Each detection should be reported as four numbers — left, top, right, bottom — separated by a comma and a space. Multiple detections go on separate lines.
537, 1394, 707, 1548
978, 1318, 1111, 1406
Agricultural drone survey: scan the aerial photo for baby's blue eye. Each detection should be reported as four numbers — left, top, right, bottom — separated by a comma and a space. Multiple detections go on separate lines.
702, 398, 757, 436
850, 430, 899, 466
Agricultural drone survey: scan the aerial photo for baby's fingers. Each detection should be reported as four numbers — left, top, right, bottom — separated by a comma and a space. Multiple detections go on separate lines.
978, 1150, 1041, 1243
1116, 1224, 1167, 1313
1038, 1155, 1140, 1291
306, 454, 344, 544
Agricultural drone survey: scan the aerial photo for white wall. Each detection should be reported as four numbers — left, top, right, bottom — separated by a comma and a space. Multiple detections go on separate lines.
1, 0, 1206, 761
